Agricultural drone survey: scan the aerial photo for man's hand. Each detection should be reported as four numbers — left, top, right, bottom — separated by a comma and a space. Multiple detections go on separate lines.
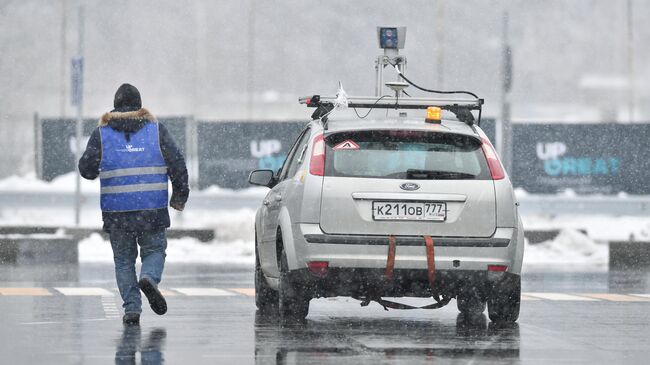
170, 202, 185, 211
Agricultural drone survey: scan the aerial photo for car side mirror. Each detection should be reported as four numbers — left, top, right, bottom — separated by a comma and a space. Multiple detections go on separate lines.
248, 169, 275, 187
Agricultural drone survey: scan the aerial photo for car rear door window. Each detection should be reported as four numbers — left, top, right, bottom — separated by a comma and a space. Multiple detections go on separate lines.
279, 128, 311, 181
324, 130, 490, 180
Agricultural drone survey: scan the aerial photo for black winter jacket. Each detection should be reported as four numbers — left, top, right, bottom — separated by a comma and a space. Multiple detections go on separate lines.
78, 108, 189, 232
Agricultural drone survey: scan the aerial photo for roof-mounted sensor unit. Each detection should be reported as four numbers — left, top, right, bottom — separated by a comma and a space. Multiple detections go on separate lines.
377, 27, 406, 50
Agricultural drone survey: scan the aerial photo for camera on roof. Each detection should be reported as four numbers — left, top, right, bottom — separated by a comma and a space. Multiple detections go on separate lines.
377, 27, 406, 49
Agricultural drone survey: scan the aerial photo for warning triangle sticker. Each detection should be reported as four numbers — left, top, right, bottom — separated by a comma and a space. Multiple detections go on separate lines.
333, 140, 360, 150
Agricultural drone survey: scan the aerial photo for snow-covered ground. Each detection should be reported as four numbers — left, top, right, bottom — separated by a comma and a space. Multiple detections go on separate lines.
0, 173, 643, 267
524, 229, 607, 266
521, 214, 650, 242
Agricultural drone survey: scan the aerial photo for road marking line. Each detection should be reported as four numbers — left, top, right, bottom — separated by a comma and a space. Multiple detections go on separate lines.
159, 289, 178, 297
173, 288, 236, 296
629, 294, 650, 299
229, 288, 256, 296
108, 288, 177, 296
0, 288, 52, 296
99, 293, 121, 319
580, 293, 650, 302
525, 293, 600, 301
520, 294, 541, 301
55, 288, 114, 296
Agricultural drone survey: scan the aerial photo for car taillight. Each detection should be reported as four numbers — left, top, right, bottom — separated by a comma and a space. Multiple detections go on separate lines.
309, 134, 325, 176
488, 264, 508, 272
307, 261, 329, 277
479, 134, 505, 180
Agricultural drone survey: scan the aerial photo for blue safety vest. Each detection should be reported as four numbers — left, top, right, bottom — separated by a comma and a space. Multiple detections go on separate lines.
99, 123, 168, 212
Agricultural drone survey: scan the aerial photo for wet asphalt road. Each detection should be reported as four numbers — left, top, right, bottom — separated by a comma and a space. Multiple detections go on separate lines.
2, 263, 650, 364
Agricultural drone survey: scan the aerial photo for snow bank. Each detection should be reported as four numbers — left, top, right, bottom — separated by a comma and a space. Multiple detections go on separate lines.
523, 229, 608, 265
0, 172, 100, 193
522, 214, 650, 242
78, 233, 254, 264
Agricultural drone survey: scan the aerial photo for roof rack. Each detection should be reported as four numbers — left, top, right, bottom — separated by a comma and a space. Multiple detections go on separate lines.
299, 95, 484, 126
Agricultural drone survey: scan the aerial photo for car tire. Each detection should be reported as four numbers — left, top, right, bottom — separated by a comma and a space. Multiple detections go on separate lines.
487, 275, 521, 323
279, 247, 310, 323
255, 240, 278, 314
457, 292, 486, 316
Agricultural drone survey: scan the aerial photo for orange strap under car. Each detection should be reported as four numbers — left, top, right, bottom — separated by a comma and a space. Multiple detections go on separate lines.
385, 235, 397, 280
362, 234, 448, 310
424, 235, 436, 285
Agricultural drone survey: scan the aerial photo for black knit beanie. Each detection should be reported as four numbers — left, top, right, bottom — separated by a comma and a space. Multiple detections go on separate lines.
113, 83, 142, 112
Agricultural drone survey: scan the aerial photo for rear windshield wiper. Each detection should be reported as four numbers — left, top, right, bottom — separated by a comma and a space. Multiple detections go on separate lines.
406, 169, 476, 180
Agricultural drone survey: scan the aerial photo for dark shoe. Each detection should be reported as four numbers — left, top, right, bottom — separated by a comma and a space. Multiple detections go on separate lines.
138, 277, 167, 315
122, 312, 140, 325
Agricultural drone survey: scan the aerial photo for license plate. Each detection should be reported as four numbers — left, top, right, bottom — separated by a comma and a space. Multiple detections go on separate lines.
372, 201, 446, 221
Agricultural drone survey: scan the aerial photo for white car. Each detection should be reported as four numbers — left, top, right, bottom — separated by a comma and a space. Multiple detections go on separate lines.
249, 96, 524, 323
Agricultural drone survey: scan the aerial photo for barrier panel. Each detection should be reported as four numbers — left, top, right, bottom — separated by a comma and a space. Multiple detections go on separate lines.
197, 121, 306, 189
511, 123, 650, 194
36, 116, 650, 194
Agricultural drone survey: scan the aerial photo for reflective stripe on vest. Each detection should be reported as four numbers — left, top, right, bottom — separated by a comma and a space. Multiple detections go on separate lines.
99, 166, 167, 179
99, 123, 168, 212
101, 182, 169, 194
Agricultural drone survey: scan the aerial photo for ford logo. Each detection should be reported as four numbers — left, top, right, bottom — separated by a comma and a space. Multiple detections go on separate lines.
400, 182, 420, 191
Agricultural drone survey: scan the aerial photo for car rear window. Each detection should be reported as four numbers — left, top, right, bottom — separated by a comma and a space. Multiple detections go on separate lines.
324, 130, 490, 180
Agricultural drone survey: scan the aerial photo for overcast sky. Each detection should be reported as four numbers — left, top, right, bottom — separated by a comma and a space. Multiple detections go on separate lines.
0, 0, 647, 174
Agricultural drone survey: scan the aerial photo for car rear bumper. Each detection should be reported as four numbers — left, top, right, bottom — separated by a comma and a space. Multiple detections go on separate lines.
286, 266, 519, 299
291, 224, 523, 275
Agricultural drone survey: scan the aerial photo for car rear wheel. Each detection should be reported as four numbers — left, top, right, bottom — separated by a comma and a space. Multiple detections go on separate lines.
255, 240, 278, 314
487, 275, 521, 323
279, 247, 310, 323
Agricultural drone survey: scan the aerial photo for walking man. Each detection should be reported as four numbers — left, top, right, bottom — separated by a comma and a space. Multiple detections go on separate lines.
79, 83, 189, 325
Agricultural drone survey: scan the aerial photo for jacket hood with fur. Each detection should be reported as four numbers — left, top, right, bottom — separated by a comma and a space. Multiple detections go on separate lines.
98, 108, 156, 133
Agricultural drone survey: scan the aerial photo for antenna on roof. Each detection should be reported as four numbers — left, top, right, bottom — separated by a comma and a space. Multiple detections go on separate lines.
375, 27, 407, 97
385, 81, 410, 98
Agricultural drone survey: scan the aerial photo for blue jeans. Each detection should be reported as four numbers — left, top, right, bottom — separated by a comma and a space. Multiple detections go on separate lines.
110, 229, 167, 314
